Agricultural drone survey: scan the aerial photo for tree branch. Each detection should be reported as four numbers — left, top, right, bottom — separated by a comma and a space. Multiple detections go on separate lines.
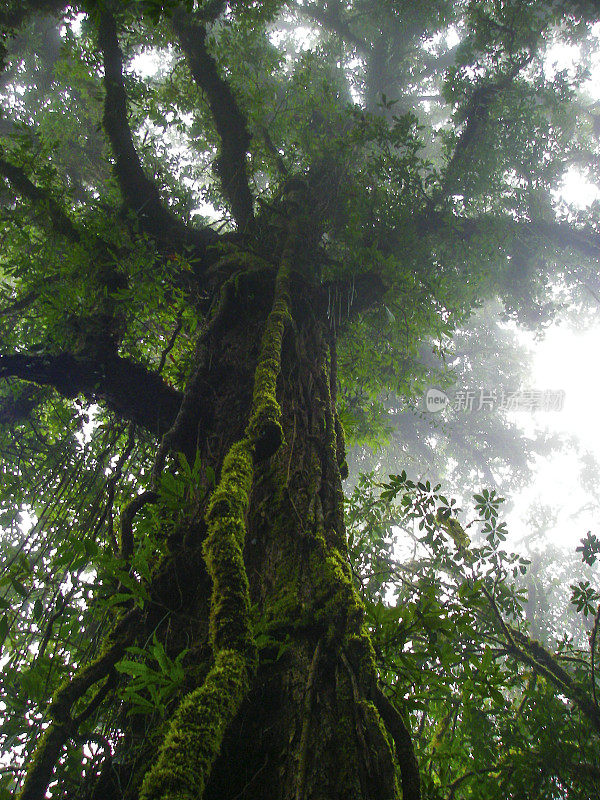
421, 210, 600, 263
483, 585, 600, 736
0, 351, 182, 437
373, 685, 421, 800
0, 155, 80, 240
97, 10, 216, 251
172, 8, 254, 231
0, 0, 67, 30
295, 1, 368, 55
440, 55, 533, 198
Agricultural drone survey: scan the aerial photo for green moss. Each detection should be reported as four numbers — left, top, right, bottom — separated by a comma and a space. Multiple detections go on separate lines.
139, 650, 251, 800
246, 255, 291, 460
206, 440, 253, 530
306, 529, 364, 639
138, 244, 294, 799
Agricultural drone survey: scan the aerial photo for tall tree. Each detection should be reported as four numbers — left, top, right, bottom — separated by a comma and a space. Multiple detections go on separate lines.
1, 2, 600, 799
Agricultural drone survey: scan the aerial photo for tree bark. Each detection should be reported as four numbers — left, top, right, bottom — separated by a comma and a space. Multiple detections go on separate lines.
74, 238, 404, 800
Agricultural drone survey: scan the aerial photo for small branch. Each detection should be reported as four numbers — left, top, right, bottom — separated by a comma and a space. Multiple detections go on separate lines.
445, 764, 503, 800
157, 316, 183, 374
151, 351, 207, 488
0, 289, 40, 318
119, 489, 157, 560
36, 588, 74, 661
103, 422, 136, 555
172, 9, 254, 231
256, 123, 288, 177
0, 155, 80, 240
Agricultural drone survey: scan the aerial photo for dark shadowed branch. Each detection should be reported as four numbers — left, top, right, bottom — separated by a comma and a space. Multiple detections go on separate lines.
172, 8, 254, 231
0, 155, 80, 240
0, 351, 182, 436
423, 211, 600, 262
97, 9, 216, 251
373, 686, 421, 800
0, 0, 67, 30
440, 54, 533, 198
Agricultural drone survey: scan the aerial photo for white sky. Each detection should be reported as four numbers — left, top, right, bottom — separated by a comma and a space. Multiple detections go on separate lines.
507, 322, 600, 551
496, 30, 600, 553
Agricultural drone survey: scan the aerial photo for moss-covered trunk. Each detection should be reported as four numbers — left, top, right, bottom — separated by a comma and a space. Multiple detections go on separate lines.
200, 277, 399, 800
31, 221, 413, 800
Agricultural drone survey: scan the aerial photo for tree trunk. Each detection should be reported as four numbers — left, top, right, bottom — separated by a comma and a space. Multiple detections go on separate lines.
47, 224, 408, 800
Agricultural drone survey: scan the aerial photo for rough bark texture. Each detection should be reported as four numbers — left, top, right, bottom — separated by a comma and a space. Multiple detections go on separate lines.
65, 238, 402, 800
200, 280, 398, 800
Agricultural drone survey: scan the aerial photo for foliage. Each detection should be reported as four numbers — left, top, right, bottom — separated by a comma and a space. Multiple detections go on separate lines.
347, 471, 600, 799
1, 0, 600, 798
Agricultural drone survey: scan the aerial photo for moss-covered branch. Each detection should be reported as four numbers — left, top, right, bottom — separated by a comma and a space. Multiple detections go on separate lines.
139, 649, 251, 800
484, 586, 600, 736
17, 613, 136, 800
140, 230, 294, 800
246, 223, 294, 459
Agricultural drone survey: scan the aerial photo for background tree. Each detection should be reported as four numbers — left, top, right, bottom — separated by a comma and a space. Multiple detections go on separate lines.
345, 300, 571, 498
1, 2, 600, 800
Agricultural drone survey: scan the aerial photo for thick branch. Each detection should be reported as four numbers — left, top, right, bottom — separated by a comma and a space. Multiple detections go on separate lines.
97, 10, 215, 251
373, 686, 421, 800
423, 212, 600, 262
296, 1, 368, 54
172, 9, 254, 231
0, 155, 80, 240
0, 351, 182, 437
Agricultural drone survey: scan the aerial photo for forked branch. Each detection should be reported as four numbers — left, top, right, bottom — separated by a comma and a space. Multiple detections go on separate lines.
172, 8, 254, 231
97, 10, 215, 251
